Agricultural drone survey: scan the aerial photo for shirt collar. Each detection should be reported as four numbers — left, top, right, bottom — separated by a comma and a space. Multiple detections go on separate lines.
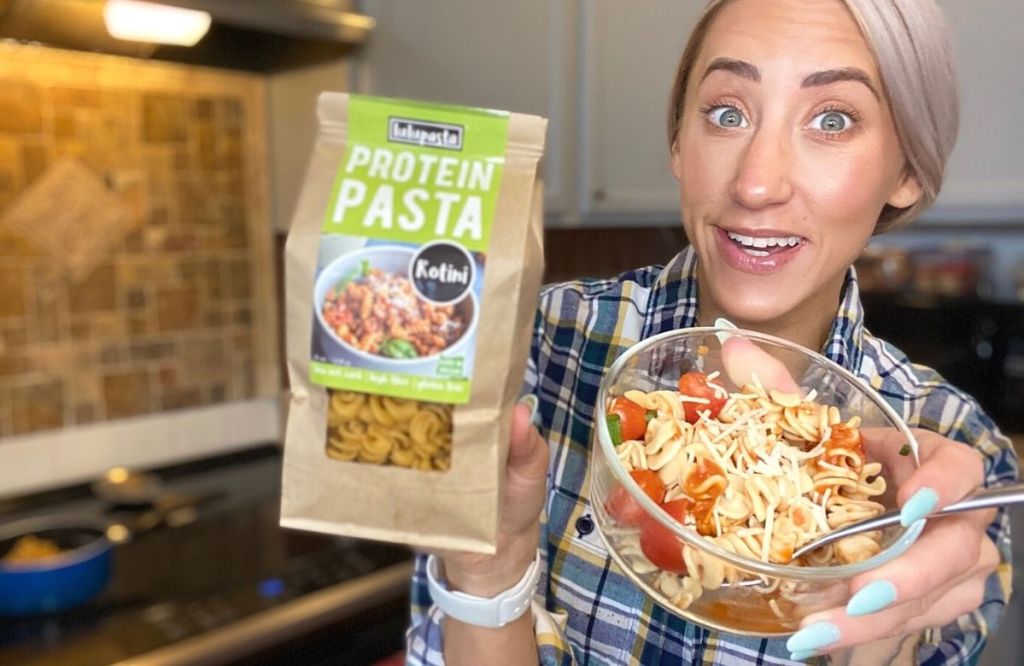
821, 266, 866, 372
642, 246, 866, 372
640, 246, 699, 340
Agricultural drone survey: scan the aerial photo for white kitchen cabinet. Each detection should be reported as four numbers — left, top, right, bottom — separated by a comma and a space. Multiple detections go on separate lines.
353, 1, 1024, 227
930, 0, 1024, 221
577, 0, 703, 224
579, 0, 1024, 224
354, 0, 579, 220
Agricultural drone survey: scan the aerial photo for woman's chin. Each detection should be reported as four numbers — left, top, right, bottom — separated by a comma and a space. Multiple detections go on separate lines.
708, 290, 803, 329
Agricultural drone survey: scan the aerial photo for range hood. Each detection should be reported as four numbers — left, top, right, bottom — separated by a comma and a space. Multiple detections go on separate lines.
0, 0, 374, 72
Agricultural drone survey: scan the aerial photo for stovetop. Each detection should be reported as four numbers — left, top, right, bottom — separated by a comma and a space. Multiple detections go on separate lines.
0, 446, 412, 666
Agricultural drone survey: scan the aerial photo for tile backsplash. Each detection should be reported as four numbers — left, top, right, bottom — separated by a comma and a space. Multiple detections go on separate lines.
0, 45, 278, 438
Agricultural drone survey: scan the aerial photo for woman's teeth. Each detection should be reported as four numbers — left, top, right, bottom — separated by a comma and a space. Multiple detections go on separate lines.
726, 231, 802, 257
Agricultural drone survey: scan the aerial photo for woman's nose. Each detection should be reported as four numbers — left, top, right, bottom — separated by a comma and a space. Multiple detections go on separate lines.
730, 128, 793, 209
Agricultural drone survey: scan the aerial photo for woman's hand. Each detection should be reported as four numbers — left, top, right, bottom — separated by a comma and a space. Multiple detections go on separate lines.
442, 401, 549, 596
437, 400, 548, 664
786, 428, 1000, 660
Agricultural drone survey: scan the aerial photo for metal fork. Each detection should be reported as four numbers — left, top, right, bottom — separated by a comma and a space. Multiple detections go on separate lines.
790, 483, 1024, 560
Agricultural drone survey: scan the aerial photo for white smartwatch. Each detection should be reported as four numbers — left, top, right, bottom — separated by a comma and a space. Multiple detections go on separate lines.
425, 553, 541, 628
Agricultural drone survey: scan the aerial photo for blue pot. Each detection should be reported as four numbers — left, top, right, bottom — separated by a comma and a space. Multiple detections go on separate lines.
0, 515, 112, 616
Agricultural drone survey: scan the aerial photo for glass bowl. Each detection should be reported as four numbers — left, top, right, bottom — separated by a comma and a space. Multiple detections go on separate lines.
591, 327, 923, 636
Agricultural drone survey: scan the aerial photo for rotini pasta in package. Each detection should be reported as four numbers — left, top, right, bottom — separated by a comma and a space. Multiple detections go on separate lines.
281, 93, 547, 553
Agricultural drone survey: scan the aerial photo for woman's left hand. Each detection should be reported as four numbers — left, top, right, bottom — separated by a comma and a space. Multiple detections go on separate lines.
786, 428, 1001, 660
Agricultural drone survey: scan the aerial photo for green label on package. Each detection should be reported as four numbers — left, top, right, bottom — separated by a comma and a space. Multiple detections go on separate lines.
309, 95, 509, 403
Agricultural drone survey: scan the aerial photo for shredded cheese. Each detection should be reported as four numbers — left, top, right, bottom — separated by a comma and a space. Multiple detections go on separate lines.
762, 502, 777, 562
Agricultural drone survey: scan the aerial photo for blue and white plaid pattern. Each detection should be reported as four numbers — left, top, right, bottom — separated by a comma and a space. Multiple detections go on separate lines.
406, 247, 1018, 665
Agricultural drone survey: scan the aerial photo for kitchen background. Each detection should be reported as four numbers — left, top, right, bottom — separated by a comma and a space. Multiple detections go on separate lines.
0, 0, 1021, 664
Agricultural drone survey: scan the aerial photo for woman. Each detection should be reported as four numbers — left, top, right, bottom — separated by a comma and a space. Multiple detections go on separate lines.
407, 0, 1019, 663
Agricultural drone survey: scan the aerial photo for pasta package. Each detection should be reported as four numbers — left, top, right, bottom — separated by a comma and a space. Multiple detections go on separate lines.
281, 93, 546, 553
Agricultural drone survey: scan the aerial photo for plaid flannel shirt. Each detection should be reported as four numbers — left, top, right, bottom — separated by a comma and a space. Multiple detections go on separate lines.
406, 246, 1018, 665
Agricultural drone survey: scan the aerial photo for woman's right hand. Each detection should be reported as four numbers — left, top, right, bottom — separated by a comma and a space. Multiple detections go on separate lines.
442, 401, 549, 596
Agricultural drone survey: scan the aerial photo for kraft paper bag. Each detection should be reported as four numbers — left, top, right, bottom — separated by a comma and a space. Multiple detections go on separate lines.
281, 93, 547, 554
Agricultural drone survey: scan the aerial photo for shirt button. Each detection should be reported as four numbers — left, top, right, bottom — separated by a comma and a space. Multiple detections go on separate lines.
575, 514, 595, 538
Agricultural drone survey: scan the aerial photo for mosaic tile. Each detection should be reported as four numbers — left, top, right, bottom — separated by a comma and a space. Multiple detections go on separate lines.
130, 340, 176, 361
155, 288, 199, 332
0, 50, 265, 436
142, 94, 188, 143
11, 380, 65, 434
0, 267, 27, 318
21, 143, 50, 184
0, 79, 42, 133
0, 159, 136, 281
160, 388, 202, 411
69, 264, 117, 313
102, 370, 151, 419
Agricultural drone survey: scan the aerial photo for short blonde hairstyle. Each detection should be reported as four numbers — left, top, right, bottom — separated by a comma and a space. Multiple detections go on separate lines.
666, 0, 959, 233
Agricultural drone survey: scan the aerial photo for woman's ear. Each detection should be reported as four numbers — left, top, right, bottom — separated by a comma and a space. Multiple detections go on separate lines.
670, 138, 684, 183
887, 167, 923, 209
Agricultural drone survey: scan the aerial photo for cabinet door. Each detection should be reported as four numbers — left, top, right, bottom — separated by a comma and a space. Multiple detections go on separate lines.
930, 0, 1024, 220
355, 0, 578, 218
579, 0, 703, 223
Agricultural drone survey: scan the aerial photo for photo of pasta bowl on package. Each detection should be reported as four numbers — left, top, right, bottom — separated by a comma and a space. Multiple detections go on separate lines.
314, 244, 479, 375
590, 327, 925, 636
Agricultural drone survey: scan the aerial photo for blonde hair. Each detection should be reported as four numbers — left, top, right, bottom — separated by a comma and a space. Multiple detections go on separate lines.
666, 0, 959, 233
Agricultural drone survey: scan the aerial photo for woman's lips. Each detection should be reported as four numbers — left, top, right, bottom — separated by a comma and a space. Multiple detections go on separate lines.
713, 226, 805, 273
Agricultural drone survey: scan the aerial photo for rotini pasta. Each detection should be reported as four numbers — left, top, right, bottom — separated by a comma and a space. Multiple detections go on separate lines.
608, 371, 887, 612
325, 389, 453, 471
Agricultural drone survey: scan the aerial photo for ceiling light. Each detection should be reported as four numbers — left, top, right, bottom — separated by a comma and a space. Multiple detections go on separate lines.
103, 0, 212, 47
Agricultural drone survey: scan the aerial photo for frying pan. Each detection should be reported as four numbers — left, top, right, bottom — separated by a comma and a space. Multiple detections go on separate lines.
0, 514, 112, 616
1, 468, 221, 616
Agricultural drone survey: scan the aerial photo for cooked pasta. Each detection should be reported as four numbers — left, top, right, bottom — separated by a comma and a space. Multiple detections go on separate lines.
321, 267, 466, 358
611, 372, 887, 611
325, 390, 453, 470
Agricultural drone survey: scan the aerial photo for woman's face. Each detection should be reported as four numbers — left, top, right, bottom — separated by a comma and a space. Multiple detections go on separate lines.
672, 0, 921, 329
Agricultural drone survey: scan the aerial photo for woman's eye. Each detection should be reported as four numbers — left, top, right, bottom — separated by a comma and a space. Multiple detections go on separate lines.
707, 106, 748, 129
809, 110, 853, 133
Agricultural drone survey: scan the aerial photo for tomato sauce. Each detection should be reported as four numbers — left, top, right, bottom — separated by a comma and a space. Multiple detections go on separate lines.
701, 598, 793, 634
821, 422, 864, 469
683, 457, 727, 501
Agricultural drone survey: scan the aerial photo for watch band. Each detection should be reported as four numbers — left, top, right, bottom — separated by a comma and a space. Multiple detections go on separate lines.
426, 552, 541, 628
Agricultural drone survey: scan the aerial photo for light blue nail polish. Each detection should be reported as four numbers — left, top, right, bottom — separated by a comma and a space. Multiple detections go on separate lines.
518, 394, 538, 424
786, 621, 841, 653
714, 317, 738, 345
789, 650, 816, 662
900, 487, 939, 526
847, 579, 897, 616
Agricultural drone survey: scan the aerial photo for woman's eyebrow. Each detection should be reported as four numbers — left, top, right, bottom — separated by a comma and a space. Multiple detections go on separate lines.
701, 57, 760, 83
700, 59, 881, 102
802, 67, 880, 100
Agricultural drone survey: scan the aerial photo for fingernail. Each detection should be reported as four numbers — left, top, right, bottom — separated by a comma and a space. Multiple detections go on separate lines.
517, 394, 538, 424
789, 650, 816, 662
846, 579, 897, 616
900, 487, 939, 526
786, 621, 840, 653
714, 317, 738, 345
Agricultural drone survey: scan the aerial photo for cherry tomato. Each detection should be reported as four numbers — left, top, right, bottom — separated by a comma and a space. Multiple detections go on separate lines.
609, 396, 648, 442
639, 499, 691, 574
677, 371, 727, 423
605, 469, 665, 527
